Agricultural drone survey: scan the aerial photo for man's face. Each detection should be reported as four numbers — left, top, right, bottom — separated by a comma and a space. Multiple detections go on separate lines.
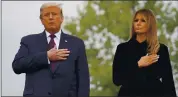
40, 6, 63, 33
134, 13, 148, 35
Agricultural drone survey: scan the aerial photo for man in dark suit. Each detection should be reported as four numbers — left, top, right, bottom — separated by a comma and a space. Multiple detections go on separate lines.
12, 2, 90, 97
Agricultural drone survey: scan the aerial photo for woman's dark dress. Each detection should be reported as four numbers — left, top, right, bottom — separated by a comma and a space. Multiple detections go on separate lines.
112, 38, 176, 96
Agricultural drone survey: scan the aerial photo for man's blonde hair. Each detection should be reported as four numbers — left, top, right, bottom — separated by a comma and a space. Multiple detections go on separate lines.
40, 2, 63, 19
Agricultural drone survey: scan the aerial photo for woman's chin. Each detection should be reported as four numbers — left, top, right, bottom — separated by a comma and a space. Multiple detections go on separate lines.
135, 31, 146, 34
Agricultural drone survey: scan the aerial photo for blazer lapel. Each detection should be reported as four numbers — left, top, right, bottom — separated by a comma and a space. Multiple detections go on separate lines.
39, 30, 69, 73
38, 31, 48, 52
53, 31, 69, 73
58, 31, 68, 50
39, 31, 54, 73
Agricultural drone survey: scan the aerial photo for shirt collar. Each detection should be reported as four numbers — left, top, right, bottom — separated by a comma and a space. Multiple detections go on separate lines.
130, 37, 147, 47
45, 29, 61, 39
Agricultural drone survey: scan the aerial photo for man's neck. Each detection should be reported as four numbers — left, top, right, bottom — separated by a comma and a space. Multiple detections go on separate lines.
46, 29, 60, 34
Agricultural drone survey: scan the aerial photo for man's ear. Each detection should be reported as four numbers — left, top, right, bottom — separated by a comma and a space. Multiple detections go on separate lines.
61, 17, 64, 23
40, 17, 44, 25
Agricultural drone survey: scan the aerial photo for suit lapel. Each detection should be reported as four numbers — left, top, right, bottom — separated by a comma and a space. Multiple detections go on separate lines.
39, 30, 70, 73
58, 31, 68, 50
53, 31, 69, 73
38, 31, 48, 52
39, 31, 54, 73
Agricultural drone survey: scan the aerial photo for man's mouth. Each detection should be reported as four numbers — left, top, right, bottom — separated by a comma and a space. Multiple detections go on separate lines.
136, 28, 141, 30
49, 22, 55, 24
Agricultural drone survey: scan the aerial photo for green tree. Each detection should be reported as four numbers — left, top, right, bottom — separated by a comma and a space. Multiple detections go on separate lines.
64, 1, 178, 96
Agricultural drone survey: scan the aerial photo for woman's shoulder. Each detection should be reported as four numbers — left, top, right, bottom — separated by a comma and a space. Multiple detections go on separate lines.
117, 41, 129, 47
116, 41, 130, 50
159, 43, 169, 53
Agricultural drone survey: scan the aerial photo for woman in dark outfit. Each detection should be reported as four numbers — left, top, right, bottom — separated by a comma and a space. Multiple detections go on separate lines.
112, 9, 176, 96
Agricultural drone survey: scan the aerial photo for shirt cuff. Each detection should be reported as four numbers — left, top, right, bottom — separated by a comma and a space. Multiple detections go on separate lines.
47, 57, 50, 64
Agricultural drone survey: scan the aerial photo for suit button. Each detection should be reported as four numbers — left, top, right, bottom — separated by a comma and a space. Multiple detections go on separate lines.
48, 92, 51, 95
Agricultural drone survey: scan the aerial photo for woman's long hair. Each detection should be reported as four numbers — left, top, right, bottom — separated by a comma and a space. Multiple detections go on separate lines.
130, 9, 160, 54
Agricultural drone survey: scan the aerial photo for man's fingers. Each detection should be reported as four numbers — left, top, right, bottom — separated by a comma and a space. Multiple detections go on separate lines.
57, 49, 70, 54
56, 54, 69, 57
62, 51, 70, 54
50, 49, 70, 61
57, 50, 70, 54
58, 49, 68, 51
58, 57, 67, 60
61, 54, 69, 57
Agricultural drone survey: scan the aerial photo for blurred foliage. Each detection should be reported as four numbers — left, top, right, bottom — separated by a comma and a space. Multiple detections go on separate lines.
64, 1, 178, 96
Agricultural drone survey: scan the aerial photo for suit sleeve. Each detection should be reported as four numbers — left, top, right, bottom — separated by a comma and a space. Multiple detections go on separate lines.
12, 36, 49, 74
76, 40, 90, 97
161, 45, 176, 96
112, 44, 142, 86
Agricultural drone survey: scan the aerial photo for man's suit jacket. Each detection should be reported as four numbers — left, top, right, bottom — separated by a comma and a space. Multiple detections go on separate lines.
12, 30, 90, 97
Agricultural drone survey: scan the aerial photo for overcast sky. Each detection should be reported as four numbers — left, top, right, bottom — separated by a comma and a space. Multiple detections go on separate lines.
2, 1, 84, 96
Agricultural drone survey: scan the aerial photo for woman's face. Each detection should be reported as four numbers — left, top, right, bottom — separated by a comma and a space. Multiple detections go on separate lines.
134, 13, 148, 34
